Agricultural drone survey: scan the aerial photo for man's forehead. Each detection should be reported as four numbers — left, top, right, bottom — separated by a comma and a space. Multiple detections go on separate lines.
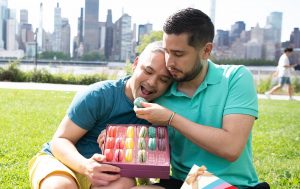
163, 33, 189, 48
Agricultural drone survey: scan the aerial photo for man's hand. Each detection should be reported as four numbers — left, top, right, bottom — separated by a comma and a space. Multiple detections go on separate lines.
134, 102, 173, 126
84, 153, 121, 186
97, 129, 106, 152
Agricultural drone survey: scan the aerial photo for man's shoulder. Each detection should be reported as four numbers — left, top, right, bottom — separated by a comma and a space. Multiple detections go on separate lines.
74, 77, 128, 102
88, 77, 128, 91
214, 64, 250, 79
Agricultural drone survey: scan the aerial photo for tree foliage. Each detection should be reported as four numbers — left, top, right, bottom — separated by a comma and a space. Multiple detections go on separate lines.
81, 51, 106, 61
39, 51, 70, 60
136, 31, 163, 55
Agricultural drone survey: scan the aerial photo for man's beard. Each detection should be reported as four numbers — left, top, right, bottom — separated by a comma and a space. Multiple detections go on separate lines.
174, 57, 204, 82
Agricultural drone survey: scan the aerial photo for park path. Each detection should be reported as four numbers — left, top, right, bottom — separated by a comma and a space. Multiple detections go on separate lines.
0, 81, 299, 101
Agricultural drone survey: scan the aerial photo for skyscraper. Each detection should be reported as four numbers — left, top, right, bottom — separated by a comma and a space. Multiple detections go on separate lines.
38, 2, 43, 52
290, 28, 300, 48
105, 9, 113, 60
112, 13, 132, 61
78, 8, 84, 43
138, 23, 152, 45
84, 0, 99, 53
20, 9, 28, 24
61, 18, 70, 55
266, 11, 282, 44
209, 0, 216, 25
230, 21, 245, 45
6, 9, 17, 50
53, 2, 61, 52
0, 0, 8, 49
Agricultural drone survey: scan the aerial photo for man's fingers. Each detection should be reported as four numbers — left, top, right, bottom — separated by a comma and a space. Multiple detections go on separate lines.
140, 101, 152, 108
91, 153, 106, 162
97, 129, 106, 144
98, 163, 121, 173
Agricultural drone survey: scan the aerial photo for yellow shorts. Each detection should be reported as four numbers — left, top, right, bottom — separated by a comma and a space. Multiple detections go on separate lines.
28, 152, 91, 189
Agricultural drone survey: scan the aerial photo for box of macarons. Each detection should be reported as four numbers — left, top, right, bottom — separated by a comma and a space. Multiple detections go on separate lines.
102, 97, 170, 178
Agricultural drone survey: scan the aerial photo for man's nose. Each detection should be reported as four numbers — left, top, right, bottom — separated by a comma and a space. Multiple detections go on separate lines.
147, 76, 157, 86
165, 54, 174, 68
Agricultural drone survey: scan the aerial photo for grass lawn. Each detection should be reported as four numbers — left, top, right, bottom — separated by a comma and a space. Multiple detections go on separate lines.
0, 89, 299, 188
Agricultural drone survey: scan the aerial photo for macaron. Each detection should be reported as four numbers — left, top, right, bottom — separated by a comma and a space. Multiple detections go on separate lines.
138, 138, 146, 150
114, 149, 124, 162
105, 137, 115, 149
125, 149, 133, 162
125, 137, 134, 149
139, 126, 147, 138
126, 126, 135, 138
148, 126, 156, 138
134, 97, 147, 108
108, 126, 117, 137
158, 138, 166, 151
104, 149, 113, 162
148, 138, 156, 151
138, 149, 147, 163
157, 127, 165, 139
115, 137, 125, 149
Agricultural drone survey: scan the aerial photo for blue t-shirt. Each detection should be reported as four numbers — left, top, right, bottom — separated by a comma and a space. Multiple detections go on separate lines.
155, 61, 259, 188
43, 76, 148, 158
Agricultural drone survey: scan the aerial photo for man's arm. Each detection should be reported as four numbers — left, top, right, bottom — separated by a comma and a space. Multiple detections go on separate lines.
51, 115, 121, 186
135, 103, 254, 162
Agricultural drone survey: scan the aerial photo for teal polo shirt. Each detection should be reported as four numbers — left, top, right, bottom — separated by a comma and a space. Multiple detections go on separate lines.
155, 60, 259, 188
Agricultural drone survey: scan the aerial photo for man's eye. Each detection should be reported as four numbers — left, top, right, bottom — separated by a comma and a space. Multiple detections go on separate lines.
174, 52, 183, 57
160, 78, 170, 83
144, 69, 152, 74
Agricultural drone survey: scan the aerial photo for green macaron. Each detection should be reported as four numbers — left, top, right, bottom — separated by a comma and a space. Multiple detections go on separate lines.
134, 97, 147, 108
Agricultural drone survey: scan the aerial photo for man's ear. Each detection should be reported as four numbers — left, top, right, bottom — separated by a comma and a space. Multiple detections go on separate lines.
201, 42, 213, 59
132, 56, 139, 71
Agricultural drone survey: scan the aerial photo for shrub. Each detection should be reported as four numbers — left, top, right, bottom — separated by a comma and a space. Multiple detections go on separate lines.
0, 61, 114, 85
0, 61, 25, 81
292, 77, 300, 93
25, 69, 54, 83
256, 76, 300, 94
256, 76, 272, 94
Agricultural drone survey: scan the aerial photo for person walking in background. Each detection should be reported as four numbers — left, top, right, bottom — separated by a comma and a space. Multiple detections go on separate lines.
28, 41, 172, 189
133, 8, 269, 189
265, 47, 296, 100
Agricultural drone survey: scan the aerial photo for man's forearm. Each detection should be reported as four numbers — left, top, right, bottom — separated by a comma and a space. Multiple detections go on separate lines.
170, 113, 253, 162
51, 138, 88, 175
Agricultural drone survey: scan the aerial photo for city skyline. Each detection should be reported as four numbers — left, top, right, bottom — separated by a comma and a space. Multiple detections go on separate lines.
7, 0, 300, 43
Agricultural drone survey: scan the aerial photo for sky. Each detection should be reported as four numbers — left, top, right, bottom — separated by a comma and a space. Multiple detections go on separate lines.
7, 0, 300, 42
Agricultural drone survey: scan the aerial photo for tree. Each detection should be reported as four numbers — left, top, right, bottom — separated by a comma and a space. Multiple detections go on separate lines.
39, 51, 70, 60
136, 31, 163, 55
81, 51, 105, 61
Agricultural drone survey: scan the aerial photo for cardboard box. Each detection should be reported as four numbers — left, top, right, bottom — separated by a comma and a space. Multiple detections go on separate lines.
103, 124, 170, 179
181, 164, 237, 189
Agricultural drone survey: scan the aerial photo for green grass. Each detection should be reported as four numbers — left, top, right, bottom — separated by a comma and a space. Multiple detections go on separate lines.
0, 89, 299, 188
0, 89, 75, 188
253, 100, 300, 188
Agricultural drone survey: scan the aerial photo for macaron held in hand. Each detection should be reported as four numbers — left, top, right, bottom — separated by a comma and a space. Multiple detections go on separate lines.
134, 97, 148, 108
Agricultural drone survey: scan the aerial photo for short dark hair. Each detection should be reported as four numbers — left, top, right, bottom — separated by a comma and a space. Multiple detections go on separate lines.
284, 47, 293, 53
163, 8, 214, 48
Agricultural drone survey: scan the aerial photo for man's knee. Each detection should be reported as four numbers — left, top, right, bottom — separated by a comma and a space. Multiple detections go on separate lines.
40, 173, 78, 189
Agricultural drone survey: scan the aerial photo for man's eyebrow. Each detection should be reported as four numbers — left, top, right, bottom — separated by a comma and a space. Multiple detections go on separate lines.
164, 48, 184, 53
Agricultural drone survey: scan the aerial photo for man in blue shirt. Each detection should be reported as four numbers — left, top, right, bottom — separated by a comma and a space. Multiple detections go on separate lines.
134, 8, 269, 189
29, 41, 173, 189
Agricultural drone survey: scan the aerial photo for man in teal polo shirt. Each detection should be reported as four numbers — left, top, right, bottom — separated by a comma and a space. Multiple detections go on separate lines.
134, 8, 269, 189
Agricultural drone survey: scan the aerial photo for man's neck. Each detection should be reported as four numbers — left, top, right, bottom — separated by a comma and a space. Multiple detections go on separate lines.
125, 78, 134, 101
177, 60, 208, 97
